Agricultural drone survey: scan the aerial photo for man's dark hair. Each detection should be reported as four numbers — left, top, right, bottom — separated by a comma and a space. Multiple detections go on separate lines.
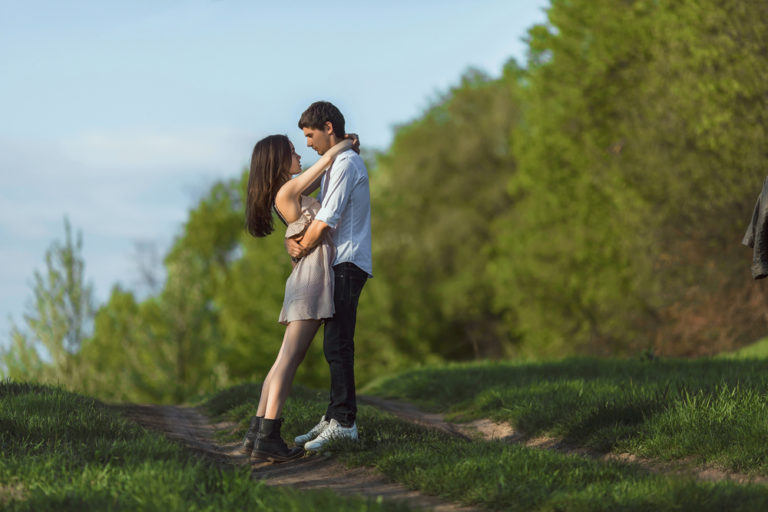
298, 101, 345, 138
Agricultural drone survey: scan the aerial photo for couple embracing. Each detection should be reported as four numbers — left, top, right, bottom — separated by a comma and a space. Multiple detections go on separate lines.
241, 101, 372, 462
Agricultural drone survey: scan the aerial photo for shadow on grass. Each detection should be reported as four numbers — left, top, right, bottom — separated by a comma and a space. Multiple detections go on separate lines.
363, 357, 768, 465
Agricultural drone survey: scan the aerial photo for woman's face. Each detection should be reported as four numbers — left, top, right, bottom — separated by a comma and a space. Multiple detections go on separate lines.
289, 142, 301, 176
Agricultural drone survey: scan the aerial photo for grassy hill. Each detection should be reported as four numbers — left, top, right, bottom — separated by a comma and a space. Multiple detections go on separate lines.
207, 352, 768, 511
6, 340, 768, 511
0, 380, 402, 511
718, 337, 768, 360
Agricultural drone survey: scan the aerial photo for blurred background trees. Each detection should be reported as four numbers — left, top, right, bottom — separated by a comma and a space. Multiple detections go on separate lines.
4, 0, 768, 402
493, 0, 768, 357
2, 219, 94, 389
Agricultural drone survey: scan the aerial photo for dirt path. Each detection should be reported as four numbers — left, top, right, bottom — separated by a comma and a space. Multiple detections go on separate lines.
358, 395, 768, 486
118, 404, 478, 512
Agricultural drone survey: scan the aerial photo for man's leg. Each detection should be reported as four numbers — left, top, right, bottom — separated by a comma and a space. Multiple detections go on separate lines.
324, 262, 368, 427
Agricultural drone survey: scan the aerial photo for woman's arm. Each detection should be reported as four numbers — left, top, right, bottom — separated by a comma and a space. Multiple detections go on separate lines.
301, 135, 358, 196
278, 139, 352, 200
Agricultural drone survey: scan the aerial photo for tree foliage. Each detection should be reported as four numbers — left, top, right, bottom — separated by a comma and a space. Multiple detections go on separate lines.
2, 219, 94, 386
493, 0, 768, 356
363, 64, 523, 361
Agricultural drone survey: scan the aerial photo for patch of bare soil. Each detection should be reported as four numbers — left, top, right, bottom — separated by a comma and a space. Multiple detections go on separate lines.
358, 395, 768, 486
118, 404, 478, 512
252, 455, 476, 511
0, 478, 25, 506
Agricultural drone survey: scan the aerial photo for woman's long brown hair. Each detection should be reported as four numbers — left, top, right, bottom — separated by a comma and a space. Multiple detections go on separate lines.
245, 134, 292, 237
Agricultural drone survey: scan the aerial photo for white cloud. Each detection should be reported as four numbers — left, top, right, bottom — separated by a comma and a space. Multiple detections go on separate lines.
59, 126, 251, 175
0, 126, 249, 233
0, 126, 251, 345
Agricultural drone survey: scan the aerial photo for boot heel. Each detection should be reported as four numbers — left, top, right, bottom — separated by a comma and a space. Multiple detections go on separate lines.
242, 415, 263, 455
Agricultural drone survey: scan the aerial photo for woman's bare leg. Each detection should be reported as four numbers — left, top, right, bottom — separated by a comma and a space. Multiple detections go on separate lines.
256, 322, 316, 417
255, 364, 278, 417
263, 319, 321, 419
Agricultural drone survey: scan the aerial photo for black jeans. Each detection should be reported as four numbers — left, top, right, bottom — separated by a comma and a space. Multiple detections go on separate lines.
324, 262, 368, 427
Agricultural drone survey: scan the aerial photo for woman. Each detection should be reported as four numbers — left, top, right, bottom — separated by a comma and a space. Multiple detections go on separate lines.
241, 134, 354, 462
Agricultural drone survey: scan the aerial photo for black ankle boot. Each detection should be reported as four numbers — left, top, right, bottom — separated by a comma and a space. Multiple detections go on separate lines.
242, 415, 262, 455
253, 418, 304, 462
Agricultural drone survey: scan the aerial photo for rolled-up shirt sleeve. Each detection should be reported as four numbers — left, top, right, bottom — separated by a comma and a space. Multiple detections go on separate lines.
316, 157, 356, 229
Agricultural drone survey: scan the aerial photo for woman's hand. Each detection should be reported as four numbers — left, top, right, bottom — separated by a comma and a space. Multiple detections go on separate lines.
345, 133, 360, 154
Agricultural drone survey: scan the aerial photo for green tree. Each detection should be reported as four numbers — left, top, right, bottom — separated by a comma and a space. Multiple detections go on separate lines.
363, 63, 524, 364
2, 218, 94, 386
79, 180, 244, 403
79, 286, 148, 401
493, 0, 768, 356
616, 0, 768, 353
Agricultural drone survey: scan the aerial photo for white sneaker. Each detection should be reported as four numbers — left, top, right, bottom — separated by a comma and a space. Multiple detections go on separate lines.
294, 415, 330, 446
304, 419, 358, 451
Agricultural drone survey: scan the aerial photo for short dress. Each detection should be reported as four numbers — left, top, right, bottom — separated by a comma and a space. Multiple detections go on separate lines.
277, 195, 335, 325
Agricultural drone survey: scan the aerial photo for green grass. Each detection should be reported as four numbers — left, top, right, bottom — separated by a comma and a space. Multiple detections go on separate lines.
719, 337, 768, 359
0, 380, 408, 511
206, 381, 768, 511
361, 357, 768, 475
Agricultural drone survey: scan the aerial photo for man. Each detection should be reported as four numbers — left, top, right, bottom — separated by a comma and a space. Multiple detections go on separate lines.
287, 101, 372, 450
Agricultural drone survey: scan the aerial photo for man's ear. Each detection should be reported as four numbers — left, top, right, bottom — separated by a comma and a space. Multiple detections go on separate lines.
324, 121, 334, 135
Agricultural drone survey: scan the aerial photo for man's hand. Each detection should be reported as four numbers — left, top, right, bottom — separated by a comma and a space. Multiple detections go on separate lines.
285, 238, 306, 259
345, 133, 360, 154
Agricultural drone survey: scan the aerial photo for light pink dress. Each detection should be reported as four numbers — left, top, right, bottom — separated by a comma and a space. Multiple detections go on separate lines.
278, 195, 335, 325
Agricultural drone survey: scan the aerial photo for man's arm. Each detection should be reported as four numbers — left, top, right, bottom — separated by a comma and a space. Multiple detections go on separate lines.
282, 134, 360, 260
302, 176, 323, 196
285, 220, 330, 259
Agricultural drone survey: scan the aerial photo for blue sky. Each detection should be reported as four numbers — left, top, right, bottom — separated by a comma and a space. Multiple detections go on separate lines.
0, 0, 550, 347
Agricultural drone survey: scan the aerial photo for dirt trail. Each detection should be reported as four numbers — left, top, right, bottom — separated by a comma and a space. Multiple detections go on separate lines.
119, 404, 478, 512
358, 395, 768, 486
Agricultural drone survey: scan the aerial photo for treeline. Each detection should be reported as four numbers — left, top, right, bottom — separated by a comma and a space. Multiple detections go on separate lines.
4, 0, 768, 402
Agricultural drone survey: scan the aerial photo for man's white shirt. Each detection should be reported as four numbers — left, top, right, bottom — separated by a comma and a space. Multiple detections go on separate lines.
315, 148, 373, 277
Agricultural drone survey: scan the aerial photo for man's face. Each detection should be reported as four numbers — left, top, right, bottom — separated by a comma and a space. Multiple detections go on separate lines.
302, 122, 333, 155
